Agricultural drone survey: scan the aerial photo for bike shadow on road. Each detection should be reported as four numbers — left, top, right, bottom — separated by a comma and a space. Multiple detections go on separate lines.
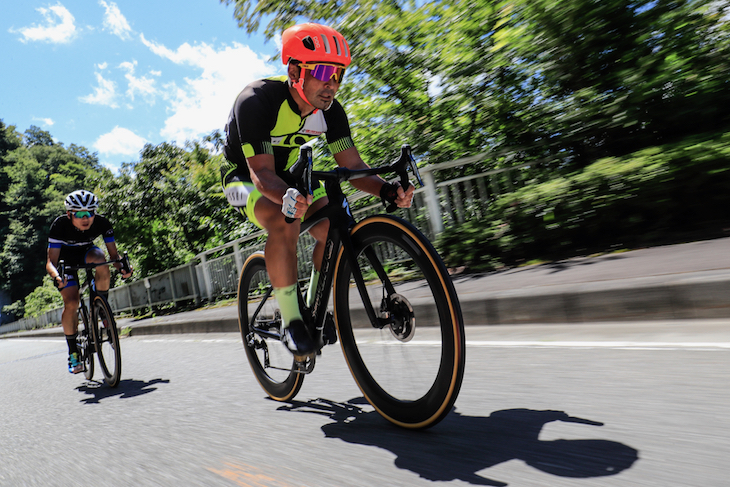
76, 378, 170, 404
278, 398, 638, 486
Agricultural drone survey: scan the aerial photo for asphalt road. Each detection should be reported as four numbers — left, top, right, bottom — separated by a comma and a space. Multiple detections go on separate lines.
2, 321, 729, 486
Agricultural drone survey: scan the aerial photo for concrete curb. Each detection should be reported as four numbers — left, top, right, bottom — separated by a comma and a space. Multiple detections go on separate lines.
464, 278, 730, 325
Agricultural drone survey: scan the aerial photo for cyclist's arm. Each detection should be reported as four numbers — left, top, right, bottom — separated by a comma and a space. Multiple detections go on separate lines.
46, 247, 66, 288
247, 153, 311, 218
104, 241, 133, 278
333, 146, 414, 208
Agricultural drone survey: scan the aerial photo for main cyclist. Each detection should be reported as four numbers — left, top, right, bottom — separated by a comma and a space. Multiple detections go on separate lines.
45, 190, 133, 374
221, 23, 414, 358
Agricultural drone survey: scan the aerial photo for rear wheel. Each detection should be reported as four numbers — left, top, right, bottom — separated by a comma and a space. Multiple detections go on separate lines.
77, 306, 94, 380
238, 253, 304, 401
333, 215, 465, 429
92, 296, 121, 387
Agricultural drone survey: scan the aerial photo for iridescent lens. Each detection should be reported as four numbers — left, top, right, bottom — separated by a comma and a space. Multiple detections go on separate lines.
310, 64, 345, 83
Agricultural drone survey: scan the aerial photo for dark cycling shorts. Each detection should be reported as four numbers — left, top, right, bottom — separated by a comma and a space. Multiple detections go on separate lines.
57, 245, 100, 290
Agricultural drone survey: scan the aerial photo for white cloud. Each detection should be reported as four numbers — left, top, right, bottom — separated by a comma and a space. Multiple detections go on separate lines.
33, 117, 55, 126
99, 0, 132, 40
80, 72, 119, 108
93, 127, 147, 155
11, 4, 77, 44
120, 60, 159, 103
139, 34, 277, 142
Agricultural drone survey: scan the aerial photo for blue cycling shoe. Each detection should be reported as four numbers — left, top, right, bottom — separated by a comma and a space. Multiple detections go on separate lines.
68, 352, 84, 374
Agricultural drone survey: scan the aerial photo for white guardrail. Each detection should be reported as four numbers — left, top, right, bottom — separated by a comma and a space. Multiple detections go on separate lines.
1, 153, 535, 334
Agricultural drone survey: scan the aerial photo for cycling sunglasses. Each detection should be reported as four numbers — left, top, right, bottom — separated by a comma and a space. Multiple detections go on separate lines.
71, 210, 95, 219
300, 63, 346, 83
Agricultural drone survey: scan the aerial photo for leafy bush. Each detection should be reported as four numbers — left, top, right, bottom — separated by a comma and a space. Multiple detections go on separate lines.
23, 276, 63, 318
436, 132, 730, 271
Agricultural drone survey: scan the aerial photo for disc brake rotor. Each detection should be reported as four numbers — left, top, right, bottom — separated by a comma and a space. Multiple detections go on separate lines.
381, 293, 415, 342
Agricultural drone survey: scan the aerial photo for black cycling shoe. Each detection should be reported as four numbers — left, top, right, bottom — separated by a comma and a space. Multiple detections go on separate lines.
281, 319, 316, 358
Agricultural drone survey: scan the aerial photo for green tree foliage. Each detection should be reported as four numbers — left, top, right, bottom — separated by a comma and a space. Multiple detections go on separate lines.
93, 141, 232, 277
489, 0, 730, 169
221, 0, 730, 171
0, 125, 101, 311
0, 121, 23, 259
24, 275, 63, 318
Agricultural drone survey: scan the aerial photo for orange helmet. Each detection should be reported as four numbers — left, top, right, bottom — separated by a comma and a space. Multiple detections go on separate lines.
281, 23, 351, 67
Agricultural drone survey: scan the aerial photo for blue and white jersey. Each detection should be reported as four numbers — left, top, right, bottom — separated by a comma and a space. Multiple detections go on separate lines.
48, 214, 115, 249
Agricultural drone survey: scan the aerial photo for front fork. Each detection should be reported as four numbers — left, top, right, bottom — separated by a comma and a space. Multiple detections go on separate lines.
338, 231, 398, 330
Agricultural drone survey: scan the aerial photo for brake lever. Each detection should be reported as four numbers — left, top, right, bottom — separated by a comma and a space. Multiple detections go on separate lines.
383, 144, 421, 212
121, 251, 131, 275
404, 144, 424, 188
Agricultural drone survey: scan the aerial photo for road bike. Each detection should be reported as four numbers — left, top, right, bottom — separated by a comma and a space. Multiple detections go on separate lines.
59, 253, 130, 387
238, 145, 465, 429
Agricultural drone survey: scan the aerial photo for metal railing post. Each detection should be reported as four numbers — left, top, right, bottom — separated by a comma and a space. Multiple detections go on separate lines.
168, 271, 177, 304
200, 254, 213, 302
421, 168, 444, 235
233, 242, 243, 276
188, 263, 201, 306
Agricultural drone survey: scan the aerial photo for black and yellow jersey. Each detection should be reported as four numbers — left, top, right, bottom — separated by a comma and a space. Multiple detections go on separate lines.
223, 75, 354, 185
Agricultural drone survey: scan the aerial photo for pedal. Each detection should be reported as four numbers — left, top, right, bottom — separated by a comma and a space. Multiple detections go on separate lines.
293, 353, 316, 374
293, 351, 316, 363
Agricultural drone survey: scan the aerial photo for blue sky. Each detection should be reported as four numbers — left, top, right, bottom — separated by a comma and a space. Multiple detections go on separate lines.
2, 1, 282, 172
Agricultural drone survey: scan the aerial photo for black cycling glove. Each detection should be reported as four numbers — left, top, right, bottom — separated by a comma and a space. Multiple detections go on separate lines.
380, 182, 399, 213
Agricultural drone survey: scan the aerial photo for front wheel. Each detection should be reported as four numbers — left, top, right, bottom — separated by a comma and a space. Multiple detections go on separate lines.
238, 252, 304, 401
92, 296, 121, 387
333, 215, 465, 429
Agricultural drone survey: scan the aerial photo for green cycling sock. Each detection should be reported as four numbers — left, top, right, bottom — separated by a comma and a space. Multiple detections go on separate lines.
306, 268, 320, 308
274, 284, 302, 329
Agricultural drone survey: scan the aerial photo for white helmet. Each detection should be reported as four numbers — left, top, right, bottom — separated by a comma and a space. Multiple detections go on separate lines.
65, 190, 99, 212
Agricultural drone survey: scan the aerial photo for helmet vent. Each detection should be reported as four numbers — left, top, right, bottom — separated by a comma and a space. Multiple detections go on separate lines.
320, 34, 331, 53
333, 36, 342, 56
302, 36, 316, 51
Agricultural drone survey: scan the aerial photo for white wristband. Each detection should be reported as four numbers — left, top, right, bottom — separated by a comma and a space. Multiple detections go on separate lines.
282, 188, 301, 218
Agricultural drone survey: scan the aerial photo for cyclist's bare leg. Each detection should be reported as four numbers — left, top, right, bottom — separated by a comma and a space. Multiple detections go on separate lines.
85, 247, 111, 292
60, 286, 80, 336
254, 194, 330, 285
254, 196, 302, 288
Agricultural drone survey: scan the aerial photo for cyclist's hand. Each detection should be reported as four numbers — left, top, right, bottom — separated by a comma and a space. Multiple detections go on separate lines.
282, 188, 312, 220
120, 266, 133, 279
394, 181, 415, 209
114, 261, 133, 279
53, 275, 67, 289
